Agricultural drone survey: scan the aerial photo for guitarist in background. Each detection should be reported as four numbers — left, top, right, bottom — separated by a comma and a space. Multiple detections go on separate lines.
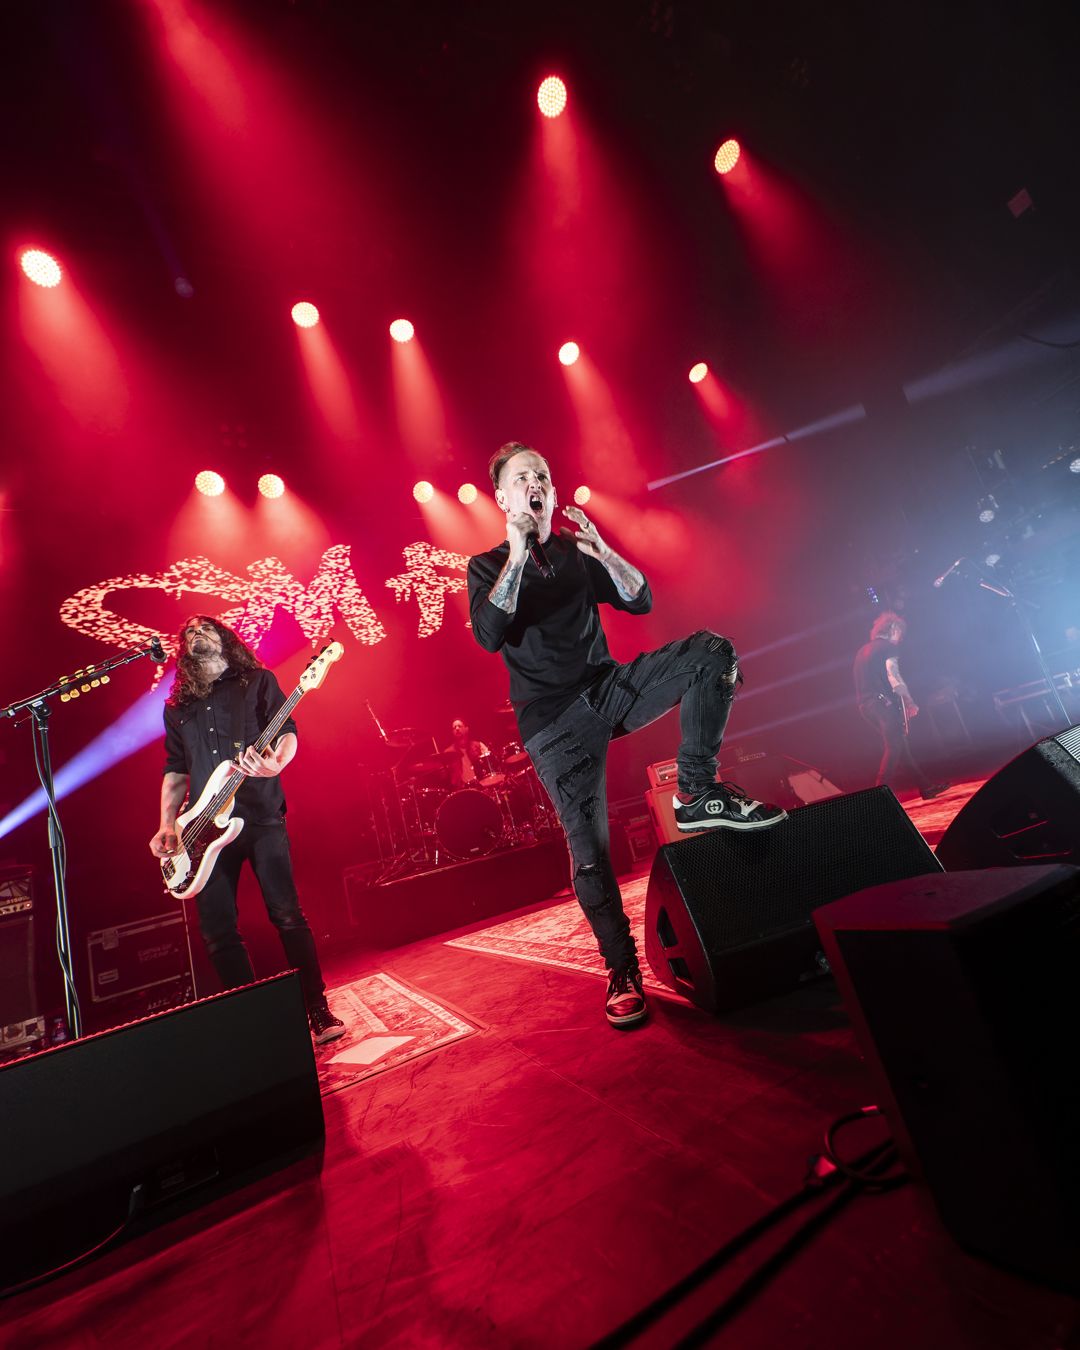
148, 616, 345, 1044
854, 611, 948, 801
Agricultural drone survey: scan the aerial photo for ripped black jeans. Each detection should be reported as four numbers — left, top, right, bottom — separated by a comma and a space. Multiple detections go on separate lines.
524, 631, 740, 972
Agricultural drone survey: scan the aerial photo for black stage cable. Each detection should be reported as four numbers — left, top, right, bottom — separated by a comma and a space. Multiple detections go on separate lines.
591, 1115, 905, 1350
0, 1185, 145, 1302
673, 1143, 902, 1348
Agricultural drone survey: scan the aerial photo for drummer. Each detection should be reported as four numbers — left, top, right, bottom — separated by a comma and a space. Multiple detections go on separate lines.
443, 718, 491, 789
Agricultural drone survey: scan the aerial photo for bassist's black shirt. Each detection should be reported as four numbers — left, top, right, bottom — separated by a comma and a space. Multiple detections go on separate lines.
162, 667, 298, 824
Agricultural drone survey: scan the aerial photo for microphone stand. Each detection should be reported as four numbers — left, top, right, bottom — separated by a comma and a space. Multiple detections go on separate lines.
1, 641, 165, 1040
967, 568, 1072, 731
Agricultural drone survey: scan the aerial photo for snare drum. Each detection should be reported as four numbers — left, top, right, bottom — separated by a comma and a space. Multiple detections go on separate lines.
501, 741, 530, 769
436, 788, 504, 860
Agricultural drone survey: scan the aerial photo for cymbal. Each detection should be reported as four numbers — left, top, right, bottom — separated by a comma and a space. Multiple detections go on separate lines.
494, 701, 516, 719
386, 727, 420, 748
410, 756, 453, 777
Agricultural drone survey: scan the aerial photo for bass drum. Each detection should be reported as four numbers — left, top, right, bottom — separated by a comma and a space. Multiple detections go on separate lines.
436, 788, 504, 860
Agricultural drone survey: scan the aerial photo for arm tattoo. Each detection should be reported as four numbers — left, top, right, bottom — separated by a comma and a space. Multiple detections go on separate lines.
602, 550, 646, 603
489, 558, 526, 614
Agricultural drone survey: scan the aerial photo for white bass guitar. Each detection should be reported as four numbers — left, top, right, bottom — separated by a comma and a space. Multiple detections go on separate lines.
160, 642, 344, 898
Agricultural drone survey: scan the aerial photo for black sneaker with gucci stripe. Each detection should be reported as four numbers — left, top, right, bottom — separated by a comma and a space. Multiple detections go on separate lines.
308, 998, 346, 1045
605, 966, 647, 1027
673, 781, 788, 832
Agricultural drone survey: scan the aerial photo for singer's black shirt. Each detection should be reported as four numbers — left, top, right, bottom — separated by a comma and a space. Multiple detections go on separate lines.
467, 534, 652, 743
852, 638, 894, 706
162, 667, 298, 824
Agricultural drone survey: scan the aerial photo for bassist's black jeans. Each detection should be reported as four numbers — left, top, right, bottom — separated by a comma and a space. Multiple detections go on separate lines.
195, 819, 326, 1006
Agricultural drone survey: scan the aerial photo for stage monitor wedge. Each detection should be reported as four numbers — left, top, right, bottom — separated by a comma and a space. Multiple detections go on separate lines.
0, 971, 324, 1293
814, 864, 1080, 1293
644, 786, 942, 1013
936, 723, 1080, 870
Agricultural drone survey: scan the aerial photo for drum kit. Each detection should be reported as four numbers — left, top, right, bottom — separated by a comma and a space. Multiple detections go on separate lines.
361, 701, 559, 882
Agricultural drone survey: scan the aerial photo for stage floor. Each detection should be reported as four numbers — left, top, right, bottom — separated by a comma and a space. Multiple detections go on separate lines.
7, 778, 1079, 1348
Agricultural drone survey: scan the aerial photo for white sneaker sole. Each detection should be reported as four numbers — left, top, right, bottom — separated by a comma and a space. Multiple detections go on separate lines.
674, 809, 789, 833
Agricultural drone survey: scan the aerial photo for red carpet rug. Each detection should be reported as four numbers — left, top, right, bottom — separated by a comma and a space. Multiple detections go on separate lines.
446, 876, 674, 993
316, 972, 478, 1096
446, 780, 986, 986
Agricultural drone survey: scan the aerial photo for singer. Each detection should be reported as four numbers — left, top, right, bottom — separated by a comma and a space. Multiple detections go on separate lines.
468, 442, 787, 1029
148, 615, 344, 1044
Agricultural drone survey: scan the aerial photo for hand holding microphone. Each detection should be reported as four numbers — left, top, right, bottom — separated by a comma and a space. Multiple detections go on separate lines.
507, 512, 553, 577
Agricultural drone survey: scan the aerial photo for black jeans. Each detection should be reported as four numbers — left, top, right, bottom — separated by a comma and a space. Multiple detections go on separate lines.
195, 820, 326, 1006
525, 630, 739, 972
859, 698, 931, 792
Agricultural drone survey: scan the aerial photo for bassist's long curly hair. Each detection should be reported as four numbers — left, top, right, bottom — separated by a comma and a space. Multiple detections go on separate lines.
167, 615, 262, 706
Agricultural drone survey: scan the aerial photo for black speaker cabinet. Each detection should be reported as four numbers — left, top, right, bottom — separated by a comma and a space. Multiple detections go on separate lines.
644, 786, 941, 1012
814, 865, 1080, 1293
0, 971, 324, 1292
937, 723, 1080, 870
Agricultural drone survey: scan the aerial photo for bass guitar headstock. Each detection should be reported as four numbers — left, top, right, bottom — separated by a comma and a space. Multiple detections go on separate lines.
300, 641, 345, 691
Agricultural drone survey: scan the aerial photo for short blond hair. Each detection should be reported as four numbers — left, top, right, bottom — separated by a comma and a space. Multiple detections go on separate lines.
489, 441, 540, 490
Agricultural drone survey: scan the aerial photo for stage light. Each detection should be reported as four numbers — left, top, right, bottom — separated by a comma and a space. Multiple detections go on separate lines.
985, 553, 1001, 567
291, 301, 320, 329
713, 139, 741, 176
457, 483, 478, 505
1071, 457, 1080, 474
573, 486, 591, 506
558, 341, 580, 366
977, 495, 997, 524
258, 473, 285, 499
20, 249, 62, 288
413, 480, 434, 504
688, 362, 708, 384
389, 318, 415, 344
537, 76, 567, 119
195, 470, 225, 497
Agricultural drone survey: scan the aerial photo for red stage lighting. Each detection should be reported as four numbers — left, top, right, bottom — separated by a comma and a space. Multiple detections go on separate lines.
389, 318, 415, 344
573, 486, 591, 506
195, 470, 225, 497
258, 473, 285, 499
537, 76, 568, 119
688, 362, 708, 384
713, 139, 741, 176
291, 301, 320, 329
558, 341, 580, 367
413, 480, 434, 504
20, 249, 62, 288
457, 483, 478, 505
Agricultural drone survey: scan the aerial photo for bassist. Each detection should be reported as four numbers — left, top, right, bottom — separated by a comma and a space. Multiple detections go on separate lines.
148, 616, 344, 1043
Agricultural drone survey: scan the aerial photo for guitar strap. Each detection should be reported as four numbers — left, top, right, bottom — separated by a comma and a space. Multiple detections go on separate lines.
227, 671, 250, 760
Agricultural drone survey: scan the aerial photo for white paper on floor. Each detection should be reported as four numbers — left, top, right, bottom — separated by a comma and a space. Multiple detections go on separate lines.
328, 1034, 414, 1066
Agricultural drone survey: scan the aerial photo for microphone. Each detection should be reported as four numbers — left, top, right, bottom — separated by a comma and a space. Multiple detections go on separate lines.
149, 637, 166, 662
526, 530, 554, 579
933, 558, 965, 589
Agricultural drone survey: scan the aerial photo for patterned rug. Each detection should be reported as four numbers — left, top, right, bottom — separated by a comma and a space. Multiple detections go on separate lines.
446, 876, 674, 993
446, 780, 985, 987
315, 972, 478, 1096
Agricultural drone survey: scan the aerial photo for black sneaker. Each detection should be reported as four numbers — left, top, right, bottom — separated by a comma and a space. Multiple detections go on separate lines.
308, 999, 345, 1045
672, 781, 788, 833
919, 783, 950, 800
605, 967, 647, 1028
